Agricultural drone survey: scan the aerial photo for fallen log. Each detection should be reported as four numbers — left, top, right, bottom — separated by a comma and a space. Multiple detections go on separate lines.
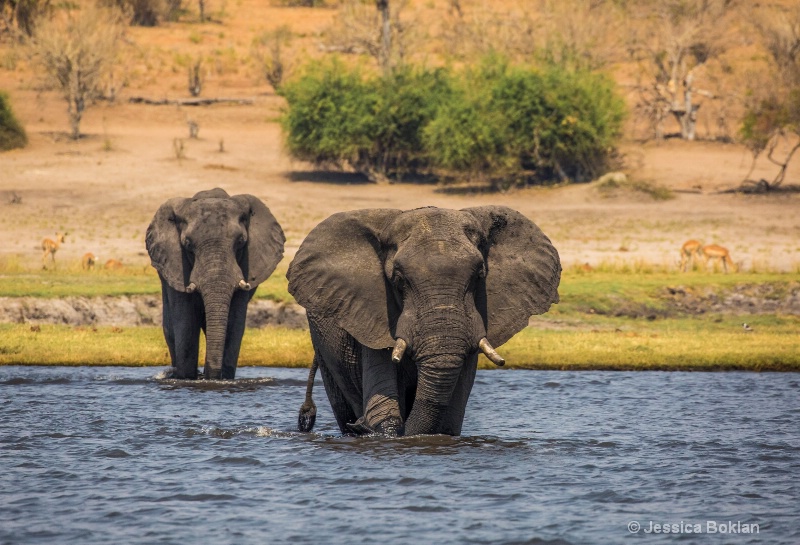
128, 96, 255, 106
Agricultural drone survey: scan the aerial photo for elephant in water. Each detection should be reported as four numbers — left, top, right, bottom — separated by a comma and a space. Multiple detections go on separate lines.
146, 188, 285, 380
288, 206, 561, 436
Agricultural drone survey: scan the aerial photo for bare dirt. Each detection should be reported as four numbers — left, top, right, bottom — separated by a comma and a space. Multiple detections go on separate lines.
1, 99, 798, 275
1, 3, 799, 277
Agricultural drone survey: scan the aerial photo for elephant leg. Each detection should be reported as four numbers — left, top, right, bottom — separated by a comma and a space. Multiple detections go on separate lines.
162, 282, 203, 380
359, 347, 403, 436
220, 289, 252, 379
161, 285, 177, 363
308, 314, 363, 434
318, 361, 358, 434
437, 352, 479, 436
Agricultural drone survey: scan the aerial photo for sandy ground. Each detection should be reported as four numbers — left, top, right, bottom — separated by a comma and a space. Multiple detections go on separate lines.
1, 90, 799, 274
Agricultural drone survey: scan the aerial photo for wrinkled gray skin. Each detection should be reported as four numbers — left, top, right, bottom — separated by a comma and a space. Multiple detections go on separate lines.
146, 188, 285, 380
288, 206, 561, 436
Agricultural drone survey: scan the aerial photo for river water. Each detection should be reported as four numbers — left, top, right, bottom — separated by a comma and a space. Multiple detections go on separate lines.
1, 366, 798, 544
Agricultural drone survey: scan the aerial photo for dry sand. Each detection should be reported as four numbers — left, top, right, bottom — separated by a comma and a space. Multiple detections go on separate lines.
2, 94, 798, 274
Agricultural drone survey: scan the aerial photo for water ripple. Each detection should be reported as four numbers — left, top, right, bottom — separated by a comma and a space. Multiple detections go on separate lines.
0, 366, 797, 545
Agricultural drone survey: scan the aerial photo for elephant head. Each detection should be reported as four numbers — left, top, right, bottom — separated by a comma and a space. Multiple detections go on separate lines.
288, 206, 560, 435
146, 188, 285, 379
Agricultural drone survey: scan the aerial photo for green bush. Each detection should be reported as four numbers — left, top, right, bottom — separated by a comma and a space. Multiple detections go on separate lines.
280, 60, 379, 171
279, 56, 626, 185
0, 92, 27, 152
425, 57, 626, 184
280, 60, 452, 180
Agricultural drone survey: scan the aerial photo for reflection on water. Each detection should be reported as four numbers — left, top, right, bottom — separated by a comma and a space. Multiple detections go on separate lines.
1, 366, 798, 544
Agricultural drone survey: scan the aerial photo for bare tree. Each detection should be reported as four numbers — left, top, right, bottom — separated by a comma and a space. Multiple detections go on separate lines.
251, 25, 293, 91
28, 3, 124, 139
323, 0, 416, 72
739, 5, 800, 189
439, 0, 621, 70
627, 0, 738, 141
0, 0, 50, 37
188, 58, 202, 96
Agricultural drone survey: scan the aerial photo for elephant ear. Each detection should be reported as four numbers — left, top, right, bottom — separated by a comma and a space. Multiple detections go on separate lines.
146, 197, 191, 292
232, 194, 285, 286
287, 209, 402, 350
464, 206, 562, 347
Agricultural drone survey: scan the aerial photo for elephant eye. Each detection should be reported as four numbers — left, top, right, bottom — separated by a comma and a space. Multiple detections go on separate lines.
182, 237, 194, 252
392, 270, 405, 291
235, 234, 247, 249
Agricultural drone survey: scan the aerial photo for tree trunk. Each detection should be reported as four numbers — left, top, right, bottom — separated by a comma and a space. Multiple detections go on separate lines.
376, 0, 391, 74
68, 72, 84, 140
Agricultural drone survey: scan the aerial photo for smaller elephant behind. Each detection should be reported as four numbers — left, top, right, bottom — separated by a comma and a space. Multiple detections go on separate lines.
146, 188, 285, 380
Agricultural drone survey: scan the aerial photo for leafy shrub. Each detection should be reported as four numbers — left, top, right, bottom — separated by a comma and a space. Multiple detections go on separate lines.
0, 92, 27, 151
280, 56, 626, 185
280, 60, 452, 180
280, 60, 379, 172
425, 57, 626, 185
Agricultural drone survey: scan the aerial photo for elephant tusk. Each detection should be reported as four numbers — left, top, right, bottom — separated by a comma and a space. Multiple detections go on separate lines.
479, 337, 505, 366
391, 338, 407, 364
238, 279, 252, 291
185, 282, 197, 293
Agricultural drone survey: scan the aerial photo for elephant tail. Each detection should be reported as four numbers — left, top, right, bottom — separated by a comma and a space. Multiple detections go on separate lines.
297, 356, 319, 432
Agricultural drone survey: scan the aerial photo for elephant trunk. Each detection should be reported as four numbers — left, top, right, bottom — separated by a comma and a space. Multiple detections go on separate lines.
195, 248, 242, 380
201, 286, 233, 380
402, 290, 475, 435
403, 356, 464, 435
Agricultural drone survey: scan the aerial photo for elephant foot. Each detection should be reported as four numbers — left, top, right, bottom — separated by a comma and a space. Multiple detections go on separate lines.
345, 417, 374, 436
298, 401, 317, 432
374, 416, 404, 437
345, 416, 404, 437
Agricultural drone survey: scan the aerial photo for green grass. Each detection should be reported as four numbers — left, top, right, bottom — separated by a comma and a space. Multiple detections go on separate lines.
0, 325, 314, 367
494, 314, 800, 371
0, 259, 294, 303
2, 314, 797, 371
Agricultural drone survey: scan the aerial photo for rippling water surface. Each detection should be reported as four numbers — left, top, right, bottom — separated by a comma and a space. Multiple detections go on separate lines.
1, 366, 798, 544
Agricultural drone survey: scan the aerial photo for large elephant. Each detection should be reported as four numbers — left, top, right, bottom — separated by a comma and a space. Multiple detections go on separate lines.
146, 188, 285, 380
288, 205, 561, 436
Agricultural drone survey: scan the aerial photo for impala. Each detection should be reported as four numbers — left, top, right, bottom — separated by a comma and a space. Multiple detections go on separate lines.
702, 244, 738, 273
41, 232, 66, 268
679, 239, 703, 272
81, 252, 97, 270
104, 258, 124, 270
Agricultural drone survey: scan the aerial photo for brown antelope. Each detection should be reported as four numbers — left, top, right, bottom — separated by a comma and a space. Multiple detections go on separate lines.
104, 258, 124, 270
701, 244, 738, 273
81, 252, 97, 270
41, 232, 67, 268
679, 239, 703, 272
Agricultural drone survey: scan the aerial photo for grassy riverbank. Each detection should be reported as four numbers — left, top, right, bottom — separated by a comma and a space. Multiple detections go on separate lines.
1, 266, 798, 371
1, 314, 798, 371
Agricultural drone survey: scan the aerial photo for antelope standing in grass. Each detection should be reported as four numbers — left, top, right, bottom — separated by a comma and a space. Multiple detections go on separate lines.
104, 258, 124, 270
81, 252, 97, 270
679, 239, 703, 272
41, 232, 67, 268
702, 244, 738, 273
